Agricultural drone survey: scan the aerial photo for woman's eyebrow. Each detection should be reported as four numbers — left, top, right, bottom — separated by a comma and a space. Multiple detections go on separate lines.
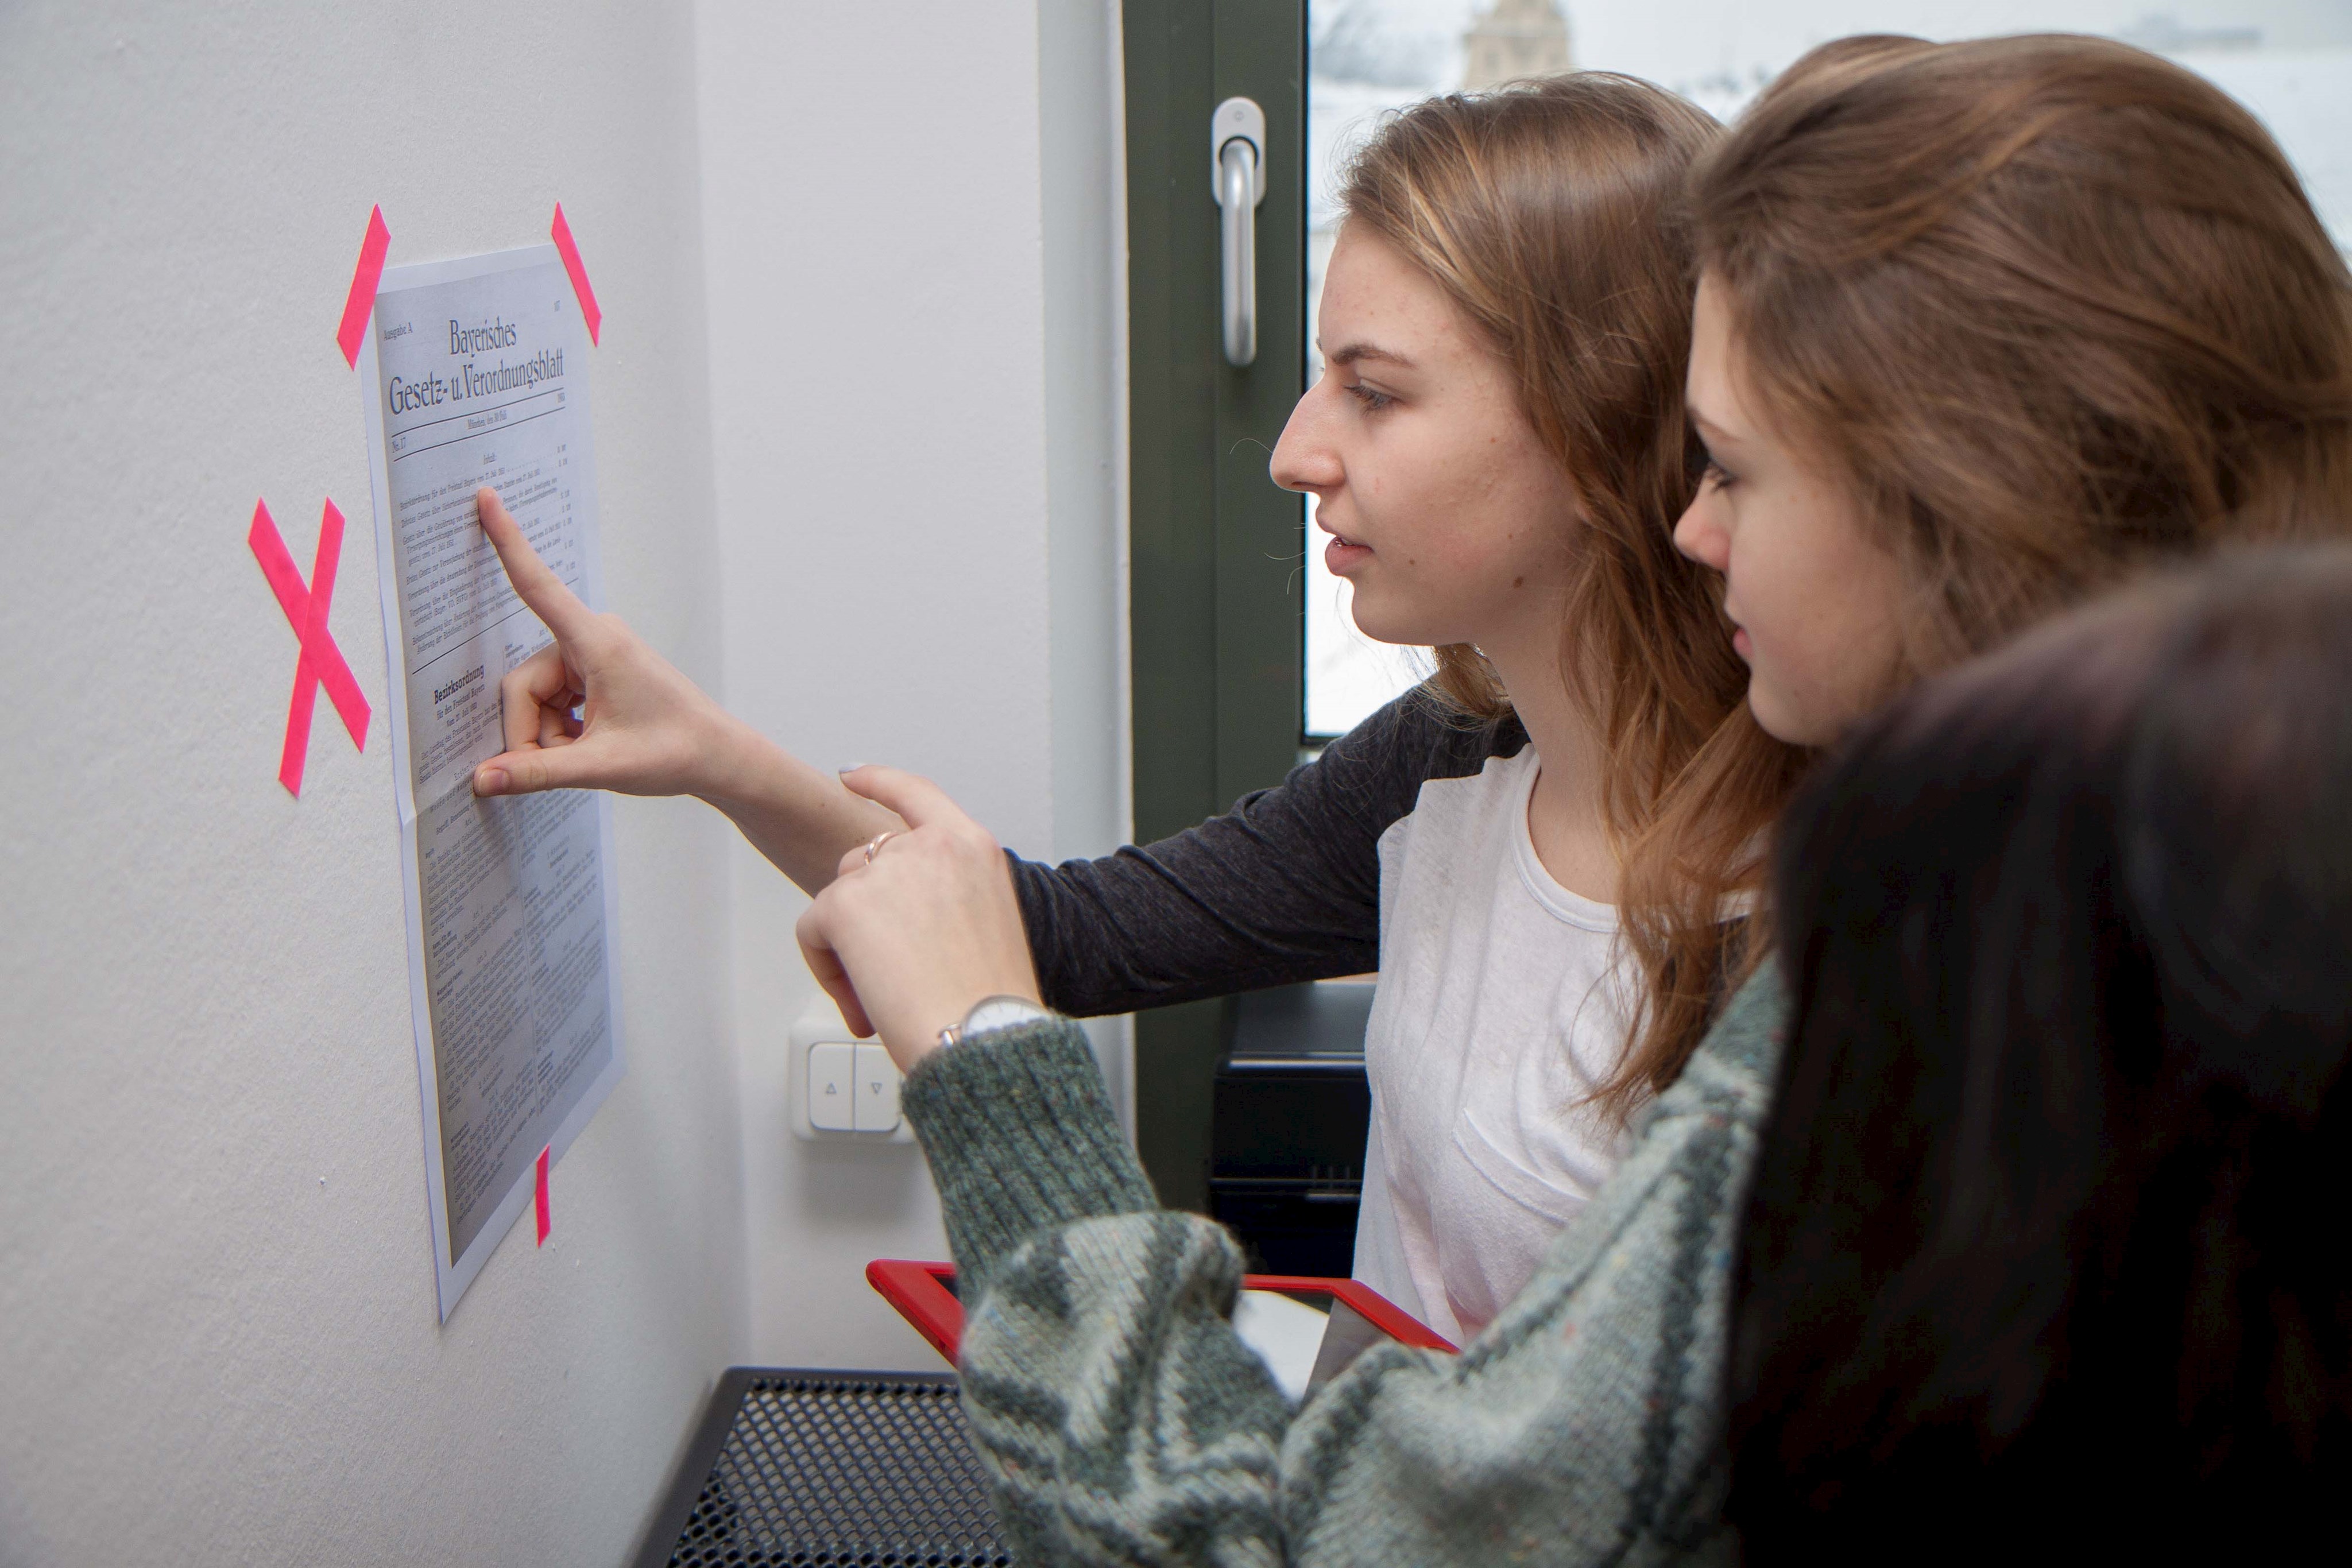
1325, 341, 1416, 370
1687, 404, 1744, 446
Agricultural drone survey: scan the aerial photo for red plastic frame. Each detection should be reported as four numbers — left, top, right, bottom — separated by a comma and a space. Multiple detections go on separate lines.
866, 1257, 1458, 1366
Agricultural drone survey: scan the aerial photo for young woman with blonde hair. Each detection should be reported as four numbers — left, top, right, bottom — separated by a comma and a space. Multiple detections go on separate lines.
789, 33, 2352, 1562
477, 75, 1755, 1344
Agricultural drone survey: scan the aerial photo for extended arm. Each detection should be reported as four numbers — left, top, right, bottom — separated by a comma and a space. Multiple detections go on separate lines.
1011, 695, 1523, 1016
695, 727, 902, 895
471, 481, 1517, 961
467, 485, 895, 895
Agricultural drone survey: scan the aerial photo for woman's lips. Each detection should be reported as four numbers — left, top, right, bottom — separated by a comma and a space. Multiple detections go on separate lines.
1731, 626, 1752, 660
1324, 534, 1374, 574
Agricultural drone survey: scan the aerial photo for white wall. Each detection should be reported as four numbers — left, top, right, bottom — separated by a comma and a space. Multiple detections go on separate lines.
695, 0, 1132, 1371
0, 4, 746, 1561
0, 0, 1129, 1560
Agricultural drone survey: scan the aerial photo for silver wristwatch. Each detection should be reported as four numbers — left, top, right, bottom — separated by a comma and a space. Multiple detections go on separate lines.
937, 994, 1048, 1052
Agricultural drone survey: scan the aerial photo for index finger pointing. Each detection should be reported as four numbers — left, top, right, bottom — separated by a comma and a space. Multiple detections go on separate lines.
477, 487, 597, 641
837, 764, 970, 833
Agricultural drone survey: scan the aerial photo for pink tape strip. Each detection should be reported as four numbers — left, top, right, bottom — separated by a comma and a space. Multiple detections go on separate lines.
249, 498, 371, 796
251, 499, 371, 750
550, 203, 602, 346
335, 206, 392, 369
535, 1146, 552, 1246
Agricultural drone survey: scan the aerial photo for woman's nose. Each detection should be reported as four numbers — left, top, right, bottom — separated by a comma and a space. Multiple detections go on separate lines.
1269, 385, 1340, 494
1673, 495, 1729, 572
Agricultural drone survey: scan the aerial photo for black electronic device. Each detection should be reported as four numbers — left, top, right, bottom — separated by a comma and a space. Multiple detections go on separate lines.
1209, 980, 1374, 1276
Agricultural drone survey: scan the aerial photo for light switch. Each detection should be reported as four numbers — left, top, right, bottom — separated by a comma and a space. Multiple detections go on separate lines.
807, 1042, 855, 1131
853, 1043, 902, 1133
790, 997, 915, 1144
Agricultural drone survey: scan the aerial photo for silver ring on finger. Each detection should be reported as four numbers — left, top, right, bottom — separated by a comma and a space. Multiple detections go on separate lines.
862, 831, 897, 868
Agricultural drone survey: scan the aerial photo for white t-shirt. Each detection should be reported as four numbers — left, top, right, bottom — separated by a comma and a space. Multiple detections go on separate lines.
1350, 748, 1636, 1345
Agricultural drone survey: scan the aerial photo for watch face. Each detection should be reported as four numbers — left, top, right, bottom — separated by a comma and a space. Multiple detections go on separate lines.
961, 996, 1047, 1039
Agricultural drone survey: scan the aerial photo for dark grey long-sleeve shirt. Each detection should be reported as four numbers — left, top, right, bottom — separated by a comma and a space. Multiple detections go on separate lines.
1010, 691, 1527, 1015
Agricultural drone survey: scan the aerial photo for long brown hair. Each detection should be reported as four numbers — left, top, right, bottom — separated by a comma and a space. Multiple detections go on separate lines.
1341, 76, 1763, 1098
1608, 32, 2352, 1110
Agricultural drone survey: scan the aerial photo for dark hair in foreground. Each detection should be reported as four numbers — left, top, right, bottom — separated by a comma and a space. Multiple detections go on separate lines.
1732, 546, 2352, 1555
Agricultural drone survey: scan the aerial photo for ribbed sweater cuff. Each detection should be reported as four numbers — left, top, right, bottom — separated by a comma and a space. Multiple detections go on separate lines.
900, 1017, 1158, 1286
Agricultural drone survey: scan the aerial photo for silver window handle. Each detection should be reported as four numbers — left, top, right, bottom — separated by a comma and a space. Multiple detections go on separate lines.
1213, 97, 1267, 367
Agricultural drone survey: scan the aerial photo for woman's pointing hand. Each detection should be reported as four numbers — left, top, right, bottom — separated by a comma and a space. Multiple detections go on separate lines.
469, 485, 737, 800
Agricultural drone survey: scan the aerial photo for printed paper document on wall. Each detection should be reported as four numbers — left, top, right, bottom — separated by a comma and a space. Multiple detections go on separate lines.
358, 245, 624, 1320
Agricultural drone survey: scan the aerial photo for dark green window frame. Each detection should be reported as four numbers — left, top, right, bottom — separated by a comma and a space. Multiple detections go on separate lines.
1123, 0, 1310, 1211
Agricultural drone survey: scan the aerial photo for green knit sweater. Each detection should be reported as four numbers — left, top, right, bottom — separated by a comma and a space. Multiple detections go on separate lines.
899, 965, 1788, 1567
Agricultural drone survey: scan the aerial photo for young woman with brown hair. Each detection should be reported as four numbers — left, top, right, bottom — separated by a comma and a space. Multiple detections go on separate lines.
475, 75, 1750, 1344
1637, 33, 2352, 1090
780, 33, 2352, 1563
1612, 29, 2352, 1113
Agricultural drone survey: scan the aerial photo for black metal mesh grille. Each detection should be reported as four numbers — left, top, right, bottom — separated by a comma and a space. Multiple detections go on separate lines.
663, 1373, 1010, 1567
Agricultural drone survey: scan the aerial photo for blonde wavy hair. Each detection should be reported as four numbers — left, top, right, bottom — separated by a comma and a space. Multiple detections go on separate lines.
1342, 75, 1769, 1114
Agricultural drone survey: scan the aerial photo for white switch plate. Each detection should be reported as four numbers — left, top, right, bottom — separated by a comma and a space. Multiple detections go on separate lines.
789, 995, 915, 1143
